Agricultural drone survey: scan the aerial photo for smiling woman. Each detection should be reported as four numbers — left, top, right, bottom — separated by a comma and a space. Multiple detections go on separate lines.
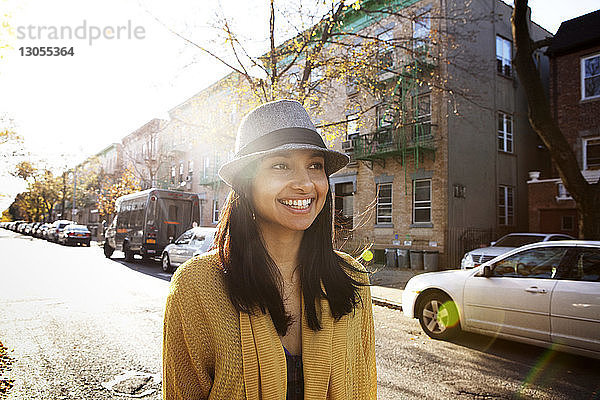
162, 100, 377, 400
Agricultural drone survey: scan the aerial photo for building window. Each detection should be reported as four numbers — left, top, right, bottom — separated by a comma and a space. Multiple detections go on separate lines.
376, 183, 392, 225
498, 185, 514, 226
346, 74, 358, 96
496, 36, 512, 76
377, 28, 394, 70
583, 137, 600, 170
415, 94, 432, 140
346, 113, 359, 139
310, 66, 324, 85
561, 215, 575, 231
413, 179, 431, 223
170, 165, 176, 184
188, 160, 194, 174
498, 112, 513, 153
557, 182, 572, 200
334, 182, 354, 230
212, 200, 220, 224
376, 104, 393, 128
203, 157, 210, 178
413, 12, 430, 54
179, 162, 184, 182
581, 53, 600, 100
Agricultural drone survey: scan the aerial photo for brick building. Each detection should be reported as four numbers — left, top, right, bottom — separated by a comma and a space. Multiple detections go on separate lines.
528, 9, 600, 237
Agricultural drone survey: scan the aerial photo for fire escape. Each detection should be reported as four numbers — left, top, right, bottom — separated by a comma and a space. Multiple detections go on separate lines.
347, 46, 437, 192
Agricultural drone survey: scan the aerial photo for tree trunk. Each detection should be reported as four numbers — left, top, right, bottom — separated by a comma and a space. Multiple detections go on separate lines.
512, 0, 600, 239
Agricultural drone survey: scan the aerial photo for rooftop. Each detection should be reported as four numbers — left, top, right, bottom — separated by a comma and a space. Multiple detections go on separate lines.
547, 9, 600, 56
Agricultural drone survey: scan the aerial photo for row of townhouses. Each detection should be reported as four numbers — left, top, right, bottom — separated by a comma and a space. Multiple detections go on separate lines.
66, 1, 600, 267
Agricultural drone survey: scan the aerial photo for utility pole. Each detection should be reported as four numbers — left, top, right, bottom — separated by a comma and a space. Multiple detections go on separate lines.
72, 166, 77, 221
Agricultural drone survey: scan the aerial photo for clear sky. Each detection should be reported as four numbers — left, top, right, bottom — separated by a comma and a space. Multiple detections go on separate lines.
1, 0, 599, 212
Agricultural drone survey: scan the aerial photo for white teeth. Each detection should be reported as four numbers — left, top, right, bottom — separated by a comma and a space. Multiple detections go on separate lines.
281, 199, 312, 209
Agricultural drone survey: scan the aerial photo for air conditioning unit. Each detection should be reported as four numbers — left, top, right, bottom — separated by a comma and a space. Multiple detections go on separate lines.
342, 140, 354, 151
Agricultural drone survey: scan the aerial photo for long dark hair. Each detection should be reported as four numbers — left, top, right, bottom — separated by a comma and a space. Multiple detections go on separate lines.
214, 176, 366, 336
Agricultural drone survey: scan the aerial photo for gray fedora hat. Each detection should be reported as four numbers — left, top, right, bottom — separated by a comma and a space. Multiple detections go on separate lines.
218, 99, 349, 186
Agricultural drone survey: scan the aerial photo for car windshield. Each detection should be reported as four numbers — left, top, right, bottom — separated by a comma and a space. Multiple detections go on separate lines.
493, 235, 544, 247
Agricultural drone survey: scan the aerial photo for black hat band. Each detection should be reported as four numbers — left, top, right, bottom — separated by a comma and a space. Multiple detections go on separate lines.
236, 128, 326, 157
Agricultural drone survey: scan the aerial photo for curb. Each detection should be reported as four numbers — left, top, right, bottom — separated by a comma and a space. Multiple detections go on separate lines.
371, 296, 402, 311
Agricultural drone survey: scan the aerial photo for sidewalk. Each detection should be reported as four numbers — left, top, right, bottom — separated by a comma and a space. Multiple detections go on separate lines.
367, 265, 432, 310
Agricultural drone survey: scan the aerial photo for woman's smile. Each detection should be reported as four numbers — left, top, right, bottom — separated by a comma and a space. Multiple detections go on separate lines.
278, 197, 314, 211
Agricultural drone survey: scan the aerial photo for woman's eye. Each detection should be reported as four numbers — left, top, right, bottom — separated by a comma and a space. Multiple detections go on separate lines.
272, 163, 288, 170
309, 162, 324, 170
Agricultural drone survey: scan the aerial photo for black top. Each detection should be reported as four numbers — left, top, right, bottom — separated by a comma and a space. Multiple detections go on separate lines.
284, 347, 304, 400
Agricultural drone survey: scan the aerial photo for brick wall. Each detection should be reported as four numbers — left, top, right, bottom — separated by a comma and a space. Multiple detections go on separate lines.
528, 179, 577, 235
550, 44, 600, 157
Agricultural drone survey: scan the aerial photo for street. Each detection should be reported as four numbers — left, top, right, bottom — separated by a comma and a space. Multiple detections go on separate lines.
1, 229, 599, 399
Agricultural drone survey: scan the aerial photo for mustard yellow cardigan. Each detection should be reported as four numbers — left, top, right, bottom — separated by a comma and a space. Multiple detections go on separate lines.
162, 250, 377, 399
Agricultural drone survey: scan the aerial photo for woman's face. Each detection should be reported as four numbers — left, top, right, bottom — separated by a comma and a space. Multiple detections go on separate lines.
251, 149, 329, 236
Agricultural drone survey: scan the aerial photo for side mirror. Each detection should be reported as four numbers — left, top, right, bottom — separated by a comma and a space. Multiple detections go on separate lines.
169, 236, 174, 244
490, 241, 497, 246
483, 265, 492, 278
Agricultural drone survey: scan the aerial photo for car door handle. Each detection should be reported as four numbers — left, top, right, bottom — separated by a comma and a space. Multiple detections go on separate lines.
525, 287, 547, 294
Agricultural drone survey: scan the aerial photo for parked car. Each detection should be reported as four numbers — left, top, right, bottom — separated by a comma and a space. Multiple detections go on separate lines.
48, 220, 75, 242
28, 222, 42, 236
34, 223, 51, 238
19, 222, 31, 234
403, 240, 600, 360
58, 224, 91, 246
161, 227, 217, 272
461, 232, 574, 269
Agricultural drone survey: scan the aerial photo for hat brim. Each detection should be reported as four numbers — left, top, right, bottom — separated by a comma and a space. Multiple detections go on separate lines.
218, 144, 349, 187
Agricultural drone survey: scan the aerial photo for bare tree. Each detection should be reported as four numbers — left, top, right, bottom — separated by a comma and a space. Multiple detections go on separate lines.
512, 0, 600, 239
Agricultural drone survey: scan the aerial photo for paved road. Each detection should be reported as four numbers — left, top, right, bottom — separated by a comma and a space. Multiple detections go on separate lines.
1, 229, 599, 399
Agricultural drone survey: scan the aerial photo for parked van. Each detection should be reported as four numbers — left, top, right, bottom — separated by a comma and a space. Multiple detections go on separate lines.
104, 189, 202, 261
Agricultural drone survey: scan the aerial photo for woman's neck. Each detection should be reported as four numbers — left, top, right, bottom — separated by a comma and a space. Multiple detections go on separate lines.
258, 225, 303, 282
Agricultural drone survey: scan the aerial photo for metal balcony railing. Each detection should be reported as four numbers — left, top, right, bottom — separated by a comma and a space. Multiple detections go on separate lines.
352, 124, 436, 161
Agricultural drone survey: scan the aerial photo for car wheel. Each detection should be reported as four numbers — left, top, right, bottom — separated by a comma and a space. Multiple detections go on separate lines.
162, 253, 173, 273
103, 243, 114, 258
85, 241, 90, 247
123, 242, 135, 262
417, 291, 461, 340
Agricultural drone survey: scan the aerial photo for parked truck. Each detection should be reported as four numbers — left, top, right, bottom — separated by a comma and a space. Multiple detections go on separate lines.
104, 189, 202, 261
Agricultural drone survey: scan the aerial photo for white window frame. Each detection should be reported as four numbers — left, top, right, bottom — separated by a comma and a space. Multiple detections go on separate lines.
496, 35, 512, 76
376, 104, 393, 128
203, 157, 210, 178
310, 66, 324, 84
413, 179, 431, 223
376, 182, 393, 225
581, 53, 600, 101
556, 182, 573, 201
583, 137, 600, 170
212, 200, 220, 224
498, 185, 514, 226
346, 114, 359, 139
377, 28, 394, 70
415, 93, 432, 140
412, 12, 430, 53
498, 112, 513, 153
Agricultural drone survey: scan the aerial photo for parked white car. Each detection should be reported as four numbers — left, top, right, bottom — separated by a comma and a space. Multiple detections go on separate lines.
460, 232, 574, 269
161, 227, 217, 272
403, 240, 600, 360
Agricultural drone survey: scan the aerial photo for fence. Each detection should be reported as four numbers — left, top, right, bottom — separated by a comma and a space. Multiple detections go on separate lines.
445, 227, 506, 268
